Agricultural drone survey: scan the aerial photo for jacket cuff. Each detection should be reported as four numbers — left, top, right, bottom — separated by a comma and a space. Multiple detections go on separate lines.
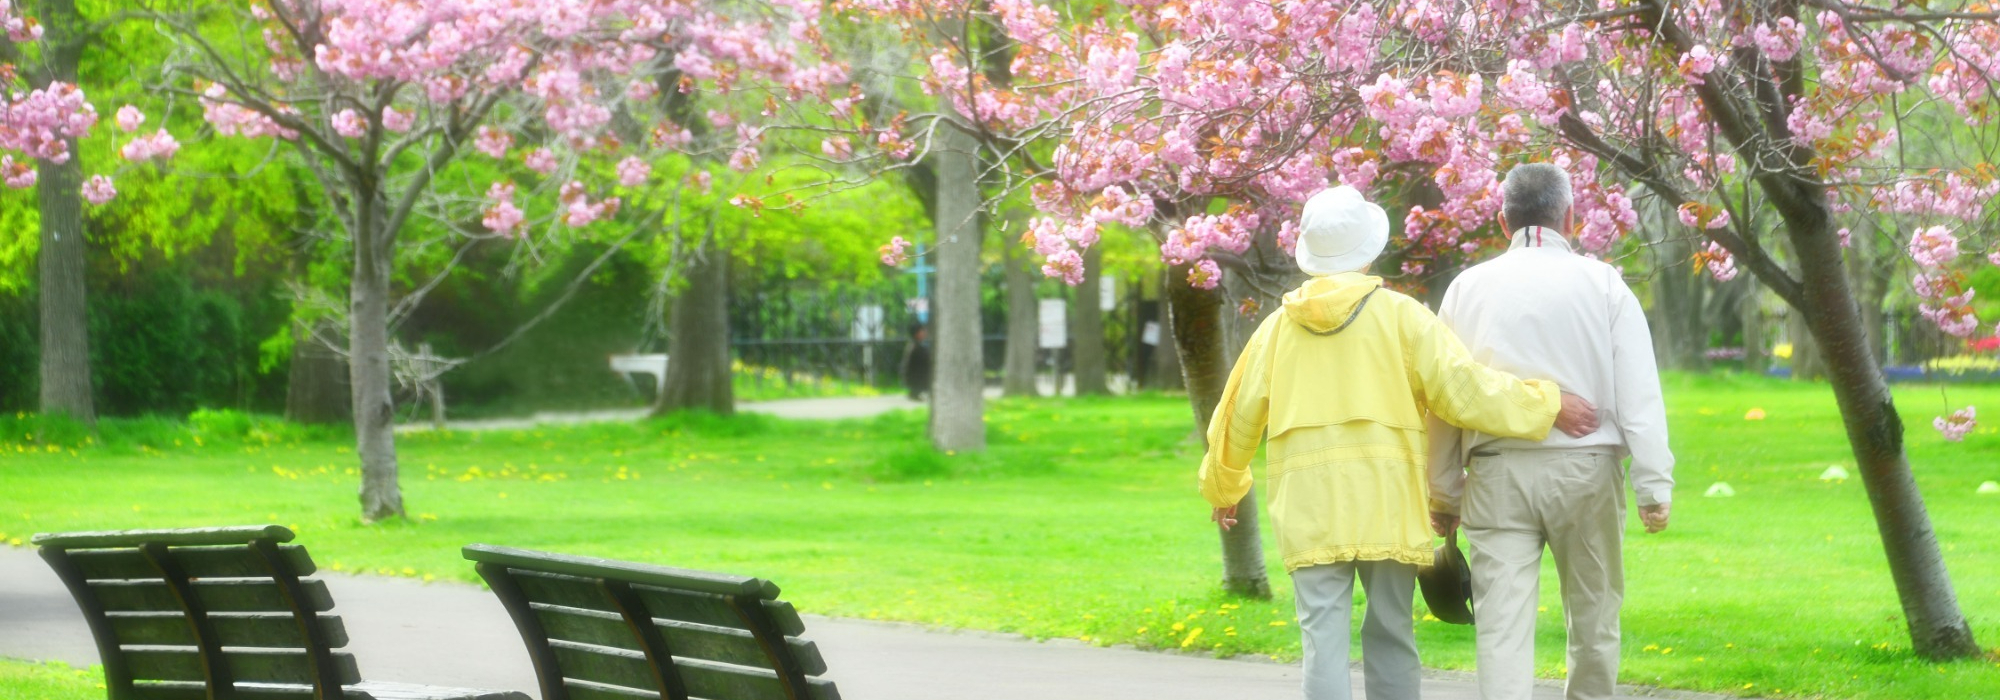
1635, 487, 1672, 507
1527, 379, 1562, 440
1429, 498, 1460, 516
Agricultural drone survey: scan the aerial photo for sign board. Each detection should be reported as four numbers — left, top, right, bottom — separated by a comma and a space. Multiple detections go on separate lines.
1141, 321, 1161, 346
1100, 274, 1117, 312
1038, 298, 1068, 349
851, 305, 885, 341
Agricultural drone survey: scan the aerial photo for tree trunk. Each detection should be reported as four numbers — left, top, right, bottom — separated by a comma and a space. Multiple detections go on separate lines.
928, 121, 986, 452
1071, 247, 1109, 395
351, 213, 404, 523
1740, 276, 1768, 375
1788, 310, 1825, 380
1001, 238, 1039, 398
656, 231, 734, 415
1152, 273, 1185, 391
1617, 0, 1976, 655
1846, 221, 1892, 365
1167, 262, 1271, 599
1649, 237, 1709, 370
1784, 205, 1979, 659
286, 319, 351, 424
33, 0, 92, 426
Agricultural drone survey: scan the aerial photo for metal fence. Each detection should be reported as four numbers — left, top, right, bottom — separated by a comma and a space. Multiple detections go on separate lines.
723, 271, 1143, 394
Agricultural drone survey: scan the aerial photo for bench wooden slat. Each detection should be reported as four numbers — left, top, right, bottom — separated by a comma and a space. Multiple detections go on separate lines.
108, 611, 349, 648
547, 640, 659, 693
91, 579, 335, 613
531, 603, 827, 675
133, 680, 517, 700
675, 656, 842, 700
464, 545, 776, 599
531, 604, 642, 653
544, 641, 839, 700
561, 678, 659, 700
630, 584, 808, 637
511, 571, 618, 615
70, 545, 317, 580
34, 525, 295, 549
129, 681, 312, 700
124, 647, 361, 686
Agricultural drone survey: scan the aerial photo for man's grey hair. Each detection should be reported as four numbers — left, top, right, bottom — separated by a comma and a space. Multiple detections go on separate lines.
1502, 163, 1574, 231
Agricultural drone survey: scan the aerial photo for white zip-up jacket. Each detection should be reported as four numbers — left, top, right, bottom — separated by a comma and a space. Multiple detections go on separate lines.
1426, 227, 1675, 513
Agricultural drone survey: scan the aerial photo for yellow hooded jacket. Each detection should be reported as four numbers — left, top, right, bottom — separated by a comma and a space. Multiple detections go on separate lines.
1198, 272, 1562, 571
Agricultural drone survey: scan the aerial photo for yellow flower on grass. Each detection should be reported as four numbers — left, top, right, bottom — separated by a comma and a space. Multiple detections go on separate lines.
1171, 622, 1185, 632
1270, 620, 1288, 627
1179, 627, 1204, 648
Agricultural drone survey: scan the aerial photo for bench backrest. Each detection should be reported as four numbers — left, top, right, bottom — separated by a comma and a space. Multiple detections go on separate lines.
463, 545, 839, 700
32, 525, 356, 700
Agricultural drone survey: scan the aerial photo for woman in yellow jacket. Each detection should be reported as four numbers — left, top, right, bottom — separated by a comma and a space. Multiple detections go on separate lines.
1199, 186, 1597, 700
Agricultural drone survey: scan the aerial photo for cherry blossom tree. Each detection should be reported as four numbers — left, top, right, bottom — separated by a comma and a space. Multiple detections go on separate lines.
1, 0, 125, 427
131, 0, 843, 521
984, 0, 1998, 659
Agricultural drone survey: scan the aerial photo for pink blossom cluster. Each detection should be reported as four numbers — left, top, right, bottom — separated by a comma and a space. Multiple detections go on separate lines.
557, 180, 619, 227
1, 0, 41, 42
1, 82, 98, 163
862, 0, 2000, 318
119, 130, 180, 162
1907, 226, 1962, 269
1913, 270, 1978, 338
81, 174, 115, 205
878, 235, 911, 266
1676, 202, 1732, 231
1026, 215, 1101, 285
474, 126, 511, 159
524, 148, 559, 175
820, 136, 853, 161
0, 155, 32, 188
615, 156, 651, 187
1701, 242, 1738, 282
380, 107, 414, 133
200, 85, 294, 140
482, 181, 525, 236
1873, 174, 1999, 222
115, 105, 144, 133
331, 109, 366, 138
1935, 406, 1977, 442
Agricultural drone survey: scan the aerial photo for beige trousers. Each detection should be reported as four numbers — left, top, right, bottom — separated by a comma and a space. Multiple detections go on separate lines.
1463, 449, 1625, 700
1292, 561, 1420, 700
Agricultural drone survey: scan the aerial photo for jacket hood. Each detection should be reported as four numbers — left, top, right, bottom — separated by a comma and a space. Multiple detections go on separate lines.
1282, 273, 1384, 333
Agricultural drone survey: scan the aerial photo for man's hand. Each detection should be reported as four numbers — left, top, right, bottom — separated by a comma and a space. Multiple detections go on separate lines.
1212, 505, 1239, 531
1556, 393, 1600, 437
1640, 503, 1671, 533
1430, 511, 1460, 538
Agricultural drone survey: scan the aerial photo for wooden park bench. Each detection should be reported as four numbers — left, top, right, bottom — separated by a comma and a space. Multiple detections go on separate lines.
33, 525, 527, 700
463, 544, 840, 700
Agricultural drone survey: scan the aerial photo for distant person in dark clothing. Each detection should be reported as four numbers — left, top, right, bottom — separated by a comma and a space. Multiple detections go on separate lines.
901, 323, 932, 401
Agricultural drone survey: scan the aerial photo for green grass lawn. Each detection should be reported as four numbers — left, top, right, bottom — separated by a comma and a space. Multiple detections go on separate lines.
4, 373, 2000, 699
0, 658, 100, 699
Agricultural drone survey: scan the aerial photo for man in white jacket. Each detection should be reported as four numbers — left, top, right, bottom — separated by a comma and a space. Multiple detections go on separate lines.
1426, 163, 1675, 700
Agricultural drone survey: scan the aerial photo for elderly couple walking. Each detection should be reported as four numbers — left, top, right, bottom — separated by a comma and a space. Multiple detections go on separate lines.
1198, 164, 1675, 700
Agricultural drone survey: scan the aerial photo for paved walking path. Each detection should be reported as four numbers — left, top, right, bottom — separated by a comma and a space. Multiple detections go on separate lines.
400, 373, 1140, 433
0, 548, 1726, 700
398, 394, 937, 433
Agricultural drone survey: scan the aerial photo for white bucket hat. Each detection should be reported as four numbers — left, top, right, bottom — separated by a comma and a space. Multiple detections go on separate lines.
1295, 186, 1390, 276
